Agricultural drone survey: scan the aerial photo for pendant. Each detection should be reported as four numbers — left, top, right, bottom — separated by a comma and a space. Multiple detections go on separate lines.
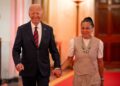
83, 49, 89, 53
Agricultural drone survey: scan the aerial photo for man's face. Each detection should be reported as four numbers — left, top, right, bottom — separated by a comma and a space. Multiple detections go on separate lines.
29, 5, 42, 26
81, 22, 93, 39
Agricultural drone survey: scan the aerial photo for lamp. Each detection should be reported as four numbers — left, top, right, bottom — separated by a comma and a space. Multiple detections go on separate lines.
73, 0, 82, 36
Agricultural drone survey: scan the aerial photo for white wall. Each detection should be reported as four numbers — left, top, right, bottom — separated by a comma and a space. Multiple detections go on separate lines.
49, 0, 76, 63
23, 0, 32, 23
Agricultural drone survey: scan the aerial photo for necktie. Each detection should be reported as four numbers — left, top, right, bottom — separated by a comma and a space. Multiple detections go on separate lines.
34, 27, 39, 48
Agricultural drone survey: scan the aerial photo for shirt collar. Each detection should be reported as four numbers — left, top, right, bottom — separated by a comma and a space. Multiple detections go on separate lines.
31, 22, 41, 29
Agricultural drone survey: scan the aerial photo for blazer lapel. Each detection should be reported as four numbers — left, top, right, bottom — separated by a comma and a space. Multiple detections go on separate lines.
39, 22, 45, 48
26, 22, 47, 48
26, 22, 36, 47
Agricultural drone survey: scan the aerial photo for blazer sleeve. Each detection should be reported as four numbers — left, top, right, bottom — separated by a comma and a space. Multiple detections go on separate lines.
49, 28, 61, 68
12, 27, 22, 65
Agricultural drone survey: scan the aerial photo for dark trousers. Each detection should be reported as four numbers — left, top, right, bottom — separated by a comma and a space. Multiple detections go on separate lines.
21, 69, 49, 86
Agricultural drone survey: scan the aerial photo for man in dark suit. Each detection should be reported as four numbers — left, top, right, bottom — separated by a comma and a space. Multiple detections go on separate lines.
12, 4, 61, 86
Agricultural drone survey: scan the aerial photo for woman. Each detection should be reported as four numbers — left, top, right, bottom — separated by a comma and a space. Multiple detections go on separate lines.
62, 17, 104, 86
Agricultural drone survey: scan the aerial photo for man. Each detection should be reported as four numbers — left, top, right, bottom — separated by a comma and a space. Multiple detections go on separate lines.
12, 4, 61, 86
62, 17, 104, 86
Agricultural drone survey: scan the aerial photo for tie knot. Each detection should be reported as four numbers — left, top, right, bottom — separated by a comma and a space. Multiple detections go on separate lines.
35, 27, 38, 30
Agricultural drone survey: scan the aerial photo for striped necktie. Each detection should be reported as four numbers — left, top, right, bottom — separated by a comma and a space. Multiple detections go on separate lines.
34, 27, 39, 48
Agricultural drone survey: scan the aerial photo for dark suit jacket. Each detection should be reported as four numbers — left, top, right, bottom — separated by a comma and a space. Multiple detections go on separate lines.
12, 22, 61, 77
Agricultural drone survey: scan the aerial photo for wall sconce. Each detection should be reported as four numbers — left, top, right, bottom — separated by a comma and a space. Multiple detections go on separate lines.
73, 0, 83, 36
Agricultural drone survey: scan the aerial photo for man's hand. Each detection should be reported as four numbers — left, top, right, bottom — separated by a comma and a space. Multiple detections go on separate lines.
16, 63, 24, 72
52, 68, 62, 78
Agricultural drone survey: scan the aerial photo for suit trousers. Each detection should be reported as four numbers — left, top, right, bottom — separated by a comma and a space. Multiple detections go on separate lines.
21, 68, 49, 86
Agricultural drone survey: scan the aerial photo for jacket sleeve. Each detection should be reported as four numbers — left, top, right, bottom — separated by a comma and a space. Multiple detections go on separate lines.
49, 27, 61, 68
12, 27, 22, 66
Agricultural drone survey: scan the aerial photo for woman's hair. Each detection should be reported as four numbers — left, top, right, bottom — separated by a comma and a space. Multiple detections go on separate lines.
81, 17, 94, 27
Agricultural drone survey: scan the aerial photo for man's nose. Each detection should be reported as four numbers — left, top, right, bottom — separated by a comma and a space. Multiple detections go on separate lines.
33, 13, 38, 17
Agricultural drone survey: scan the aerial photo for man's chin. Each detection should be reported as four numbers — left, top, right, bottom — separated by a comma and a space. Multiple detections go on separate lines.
32, 21, 40, 25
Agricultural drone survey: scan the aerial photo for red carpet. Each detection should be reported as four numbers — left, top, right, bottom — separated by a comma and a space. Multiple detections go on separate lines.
55, 72, 120, 86
104, 72, 120, 86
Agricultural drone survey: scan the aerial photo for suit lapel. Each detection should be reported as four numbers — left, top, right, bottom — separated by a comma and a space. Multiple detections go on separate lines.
26, 22, 36, 47
39, 22, 45, 48
26, 22, 47, 48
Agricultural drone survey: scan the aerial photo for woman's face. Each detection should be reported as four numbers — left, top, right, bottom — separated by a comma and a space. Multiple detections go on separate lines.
81, 22, 94, 39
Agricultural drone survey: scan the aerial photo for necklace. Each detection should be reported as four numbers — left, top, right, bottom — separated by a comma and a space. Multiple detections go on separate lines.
81, 37, 92, 53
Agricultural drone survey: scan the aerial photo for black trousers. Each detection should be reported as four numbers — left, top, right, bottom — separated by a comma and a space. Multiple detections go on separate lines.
21, 70, 49, 86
